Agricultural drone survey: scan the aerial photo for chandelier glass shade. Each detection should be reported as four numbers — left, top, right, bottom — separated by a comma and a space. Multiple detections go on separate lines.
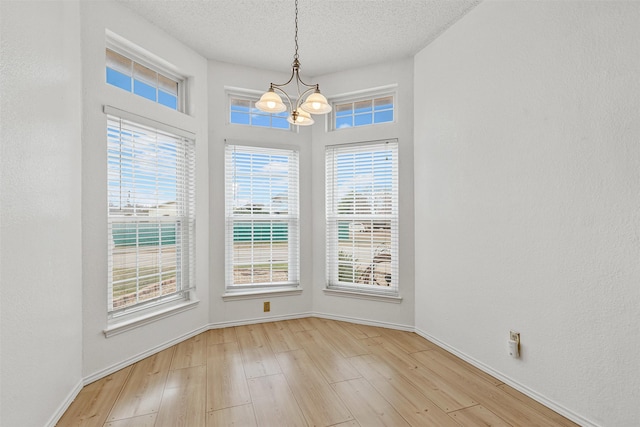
287, 108, 314, 126
255, 89, 287, 114
255, 0, 331, 126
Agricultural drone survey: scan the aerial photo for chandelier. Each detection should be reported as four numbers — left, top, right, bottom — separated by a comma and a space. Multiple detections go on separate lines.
255, 0, 331, 126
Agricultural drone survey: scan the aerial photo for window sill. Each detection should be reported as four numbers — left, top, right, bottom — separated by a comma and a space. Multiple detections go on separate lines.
104, 298, 199, 338
323, 288, 403, 303
222, 287, 303, 301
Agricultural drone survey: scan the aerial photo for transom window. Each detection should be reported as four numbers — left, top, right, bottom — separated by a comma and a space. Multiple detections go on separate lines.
326, 140, 399, 295
333, 95, 394, 130
106, 47, 182, 111
225, 144, 299, 290
229, 95, 291, 130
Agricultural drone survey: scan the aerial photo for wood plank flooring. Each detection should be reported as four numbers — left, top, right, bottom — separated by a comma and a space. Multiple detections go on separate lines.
57, 318, 578, 427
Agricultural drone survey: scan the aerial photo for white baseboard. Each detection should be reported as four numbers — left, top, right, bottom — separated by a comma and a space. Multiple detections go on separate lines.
414, 327, 599, 427
208, 311, 314, 329
312, 311, 414, 331
83, 323, 210, 385
46, 379, 83, 427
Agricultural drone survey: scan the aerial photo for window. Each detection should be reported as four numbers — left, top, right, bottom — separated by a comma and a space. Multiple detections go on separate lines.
326, 140, 398, 295
225, 145, 299, 291
107, 114, 195, 318
333, 95, 394, 130
106, 47, 182, 111
229, 95, 291, 130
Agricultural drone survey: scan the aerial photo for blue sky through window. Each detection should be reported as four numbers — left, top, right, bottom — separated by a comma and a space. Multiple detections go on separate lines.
158, 91, 177, 109
229, 96, 291, 130
231, 151, 291, 213
334, 149, 394, 215
107, 67, 178, 110
107, 68, 131, 92
334, 95, 394, 129
108, 125, 179, 214
134, 80, 157, 102
106, 48, 179, 110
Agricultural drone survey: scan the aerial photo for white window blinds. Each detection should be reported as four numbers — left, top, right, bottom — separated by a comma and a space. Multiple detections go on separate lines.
107, 115, 195, 316
225, 144, 299, 289
326, 140, 399, 294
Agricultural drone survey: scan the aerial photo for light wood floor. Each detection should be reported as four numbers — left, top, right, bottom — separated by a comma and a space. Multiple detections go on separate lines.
57, 318, 578, 427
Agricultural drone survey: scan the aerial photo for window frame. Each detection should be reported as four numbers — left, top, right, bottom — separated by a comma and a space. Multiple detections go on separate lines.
105, 106, 196, 331
226, 88, 294, 131
325, 139, 400, 299
106, 38, 186, 112
224, 143, 300, 295
329, 86, 397, 131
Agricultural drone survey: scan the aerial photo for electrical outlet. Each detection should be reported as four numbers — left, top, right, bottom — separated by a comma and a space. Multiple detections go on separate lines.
263, 301, 270, 312
509, 330, 520, 358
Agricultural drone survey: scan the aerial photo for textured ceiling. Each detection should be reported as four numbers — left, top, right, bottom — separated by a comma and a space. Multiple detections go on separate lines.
115, 0, 480, 76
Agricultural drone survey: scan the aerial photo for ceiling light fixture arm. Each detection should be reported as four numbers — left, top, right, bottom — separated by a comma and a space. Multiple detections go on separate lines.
269, 60, 321, 109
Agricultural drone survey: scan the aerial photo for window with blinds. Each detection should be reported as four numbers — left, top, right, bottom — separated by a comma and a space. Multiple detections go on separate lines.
225, 144, 299, 290
107, 115, 195, 317
326, 140, 398, 295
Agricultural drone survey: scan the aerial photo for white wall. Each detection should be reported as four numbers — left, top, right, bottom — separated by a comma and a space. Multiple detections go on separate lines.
9, 1, 637, 425
80, 1, 210, 379
414, 1, 640, 426
207, 61, 314, 324
0, 1, 84, 426
311, 59, 415, 328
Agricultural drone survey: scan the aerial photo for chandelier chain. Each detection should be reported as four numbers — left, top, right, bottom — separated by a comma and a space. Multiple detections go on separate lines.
294, 0, 299, 60
255, 0, 331, 125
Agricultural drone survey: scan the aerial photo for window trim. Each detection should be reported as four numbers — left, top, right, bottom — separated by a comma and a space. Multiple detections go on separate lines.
106, 33, 186, 113
105, 106, 197, 332
104, 299, 199, 338
221, 286, 303, 301
322, 288, 402, 303
224, 142, 300, 294
103, 105, 193, 138
329, 85, 397, 131
325, 139, 400, 298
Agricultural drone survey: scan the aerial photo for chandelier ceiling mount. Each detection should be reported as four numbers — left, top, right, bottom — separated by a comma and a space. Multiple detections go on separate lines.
255, 0, 331, 126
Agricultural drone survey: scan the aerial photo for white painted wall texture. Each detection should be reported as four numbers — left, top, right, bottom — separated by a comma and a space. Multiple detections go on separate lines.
0, 1, 83, 426
80, 1, 210, 380
413, 1, 640, 426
